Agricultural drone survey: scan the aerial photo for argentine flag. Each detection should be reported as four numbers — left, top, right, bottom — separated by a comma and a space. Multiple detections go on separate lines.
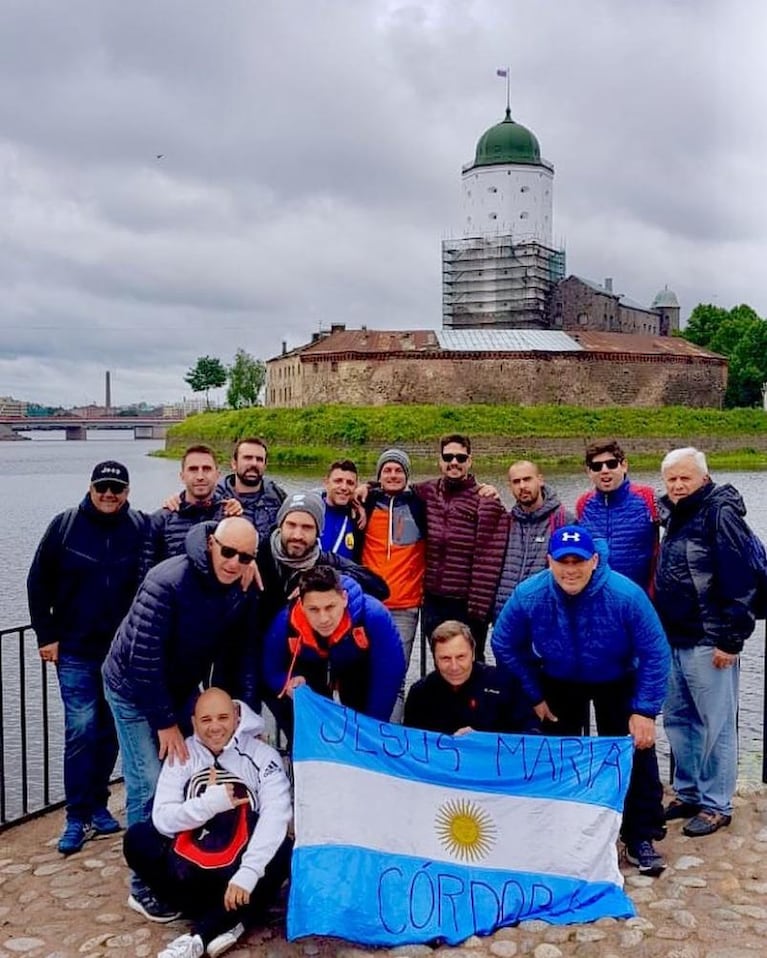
288, 687, 635, 946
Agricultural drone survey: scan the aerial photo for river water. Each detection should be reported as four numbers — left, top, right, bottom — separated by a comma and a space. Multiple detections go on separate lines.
1, 432, 765, 820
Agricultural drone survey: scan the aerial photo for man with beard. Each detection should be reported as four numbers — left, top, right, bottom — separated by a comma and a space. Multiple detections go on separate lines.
218, 437, 287, 541
488, 460, 575, 620
257, 491, 388, 624
411, 435, 506, 661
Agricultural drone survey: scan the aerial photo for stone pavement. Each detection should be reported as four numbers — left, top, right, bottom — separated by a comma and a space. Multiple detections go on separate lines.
2, 785, 767, 958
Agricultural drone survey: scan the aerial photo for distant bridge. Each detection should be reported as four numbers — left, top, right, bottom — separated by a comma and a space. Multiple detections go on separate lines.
0, 416, 183, 440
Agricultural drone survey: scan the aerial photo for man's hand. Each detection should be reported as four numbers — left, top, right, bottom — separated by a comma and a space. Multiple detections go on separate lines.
712, 648, 738, 670
354, 482, 370, 504
453, 726, 474, 736
534, 700, 558, 723
157, 725, 189, 765
39, 642, 59, 664
285, 676, 307, 699
224, 881, 250, 911
477, 483, 501, 499
207, 767, 250, 808
628, 714, 656, 750
240, 559, 264, 593
352, 503, 367, 531
162, 493, 181, 512
222, 498, 244, 517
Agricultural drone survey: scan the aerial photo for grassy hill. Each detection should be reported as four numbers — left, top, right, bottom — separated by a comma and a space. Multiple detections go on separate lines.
162, 404, 767, 469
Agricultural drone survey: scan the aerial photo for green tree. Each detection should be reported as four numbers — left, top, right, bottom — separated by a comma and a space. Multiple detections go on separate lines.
184, 355, 227, 409
227, 349, 266, 409
681, 303, 767, 407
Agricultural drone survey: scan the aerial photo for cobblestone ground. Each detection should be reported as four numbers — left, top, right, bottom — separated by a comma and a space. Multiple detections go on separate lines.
2, 785, 767, 958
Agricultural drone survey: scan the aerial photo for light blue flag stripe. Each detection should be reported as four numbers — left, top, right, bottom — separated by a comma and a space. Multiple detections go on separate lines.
289, 688, 636, 944
291, 686, 633, 811
288, 845, 635, 946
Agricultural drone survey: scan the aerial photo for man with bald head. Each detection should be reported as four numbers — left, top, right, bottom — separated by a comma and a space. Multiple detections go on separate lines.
488, 459, 574, 620
124, 688, 292, 958
103, 517, 264, 921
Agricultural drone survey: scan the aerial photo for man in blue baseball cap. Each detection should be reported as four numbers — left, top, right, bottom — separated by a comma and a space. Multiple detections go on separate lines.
491, 524, 670, 877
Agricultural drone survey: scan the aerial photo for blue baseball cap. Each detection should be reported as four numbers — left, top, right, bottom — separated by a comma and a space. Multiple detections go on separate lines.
548, 525, 597, 561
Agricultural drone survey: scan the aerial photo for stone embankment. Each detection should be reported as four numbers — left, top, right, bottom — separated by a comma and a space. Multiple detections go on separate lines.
2, 785, 767, 958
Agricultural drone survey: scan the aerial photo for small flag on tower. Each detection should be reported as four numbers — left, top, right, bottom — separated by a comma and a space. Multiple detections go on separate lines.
496, 67, 508, 77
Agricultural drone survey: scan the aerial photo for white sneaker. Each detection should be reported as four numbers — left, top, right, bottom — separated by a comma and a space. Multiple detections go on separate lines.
207, 922, 245, 958
157, 933, 204, 958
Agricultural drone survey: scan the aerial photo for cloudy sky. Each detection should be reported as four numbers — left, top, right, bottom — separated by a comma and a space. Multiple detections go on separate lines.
1, 0, 764, 406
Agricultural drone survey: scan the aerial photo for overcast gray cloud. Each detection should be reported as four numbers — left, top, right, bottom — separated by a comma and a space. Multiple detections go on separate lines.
0, 0, 764, 406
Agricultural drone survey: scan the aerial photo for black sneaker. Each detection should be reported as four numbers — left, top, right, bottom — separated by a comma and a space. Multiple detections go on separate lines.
625, 840, 666, 876
127, 888, 181, 923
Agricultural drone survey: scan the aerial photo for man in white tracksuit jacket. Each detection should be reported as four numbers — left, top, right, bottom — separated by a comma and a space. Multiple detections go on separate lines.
124, 688, 292, 958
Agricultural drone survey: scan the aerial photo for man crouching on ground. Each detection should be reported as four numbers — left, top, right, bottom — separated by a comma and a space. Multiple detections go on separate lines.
124, 688, 292, 958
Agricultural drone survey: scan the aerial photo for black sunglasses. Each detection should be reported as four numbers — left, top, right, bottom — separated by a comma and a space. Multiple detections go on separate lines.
92, 480, 127, 494
213, 536, 255, 565
442, 453, 469, 464
587, 458, 622, 472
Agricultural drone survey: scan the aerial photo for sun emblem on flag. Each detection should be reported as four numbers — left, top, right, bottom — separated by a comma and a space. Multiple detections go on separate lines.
435, 798, 497, 862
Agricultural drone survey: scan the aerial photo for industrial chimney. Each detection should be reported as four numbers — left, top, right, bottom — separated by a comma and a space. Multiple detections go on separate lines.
105, 371, 112, 412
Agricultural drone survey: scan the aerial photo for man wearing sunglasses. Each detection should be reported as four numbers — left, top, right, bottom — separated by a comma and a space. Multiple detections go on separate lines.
576, 439, 659, 592
28, 460, 147, 856
103, 516, 263, 922
411, 434, 506, 662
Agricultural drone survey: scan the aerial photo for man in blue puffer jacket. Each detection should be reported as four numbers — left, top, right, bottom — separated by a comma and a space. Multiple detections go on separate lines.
492, 525, 670, 877
103, 516, 262, 921
263, 565, 406, 745
576, 438, 659, 592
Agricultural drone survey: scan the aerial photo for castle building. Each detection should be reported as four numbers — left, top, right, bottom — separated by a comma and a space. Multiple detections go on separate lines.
442, 108, 565, 329
265, 95, 722, 410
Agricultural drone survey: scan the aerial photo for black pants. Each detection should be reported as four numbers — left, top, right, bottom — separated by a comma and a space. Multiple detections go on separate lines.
124, 821, 292, 945
422, 594, 489, 663
541, 674, 665, 846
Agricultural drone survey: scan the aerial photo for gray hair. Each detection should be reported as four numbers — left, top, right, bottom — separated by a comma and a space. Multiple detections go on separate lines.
660, 447, 708, 477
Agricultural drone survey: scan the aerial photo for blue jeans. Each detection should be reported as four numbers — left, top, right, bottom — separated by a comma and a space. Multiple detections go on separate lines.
388, 607, 420, 723
663, 645, 739, 816
102, 681, 162, 830
57, 654, 119, 824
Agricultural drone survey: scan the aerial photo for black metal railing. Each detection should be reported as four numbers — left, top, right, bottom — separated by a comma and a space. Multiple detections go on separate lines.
0, 624, 62, 831
2, 621, 765, 831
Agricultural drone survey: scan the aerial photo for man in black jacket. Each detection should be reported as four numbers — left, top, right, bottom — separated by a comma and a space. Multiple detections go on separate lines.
103, 516, 262, 921
217, 436, 287, 541
28, 460, 146, 855
404, 620, 537, 735
655, 447, 757, 838
142, 445, 239, 578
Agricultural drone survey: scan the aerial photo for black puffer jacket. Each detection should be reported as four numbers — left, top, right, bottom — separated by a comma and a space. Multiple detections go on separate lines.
27, 496, 146, 659
141, 492, 229, 579
103, 522, 261, 730
654, 482, 757, 653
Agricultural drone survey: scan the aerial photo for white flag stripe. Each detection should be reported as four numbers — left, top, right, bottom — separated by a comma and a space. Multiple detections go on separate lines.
295, 760, 623, 885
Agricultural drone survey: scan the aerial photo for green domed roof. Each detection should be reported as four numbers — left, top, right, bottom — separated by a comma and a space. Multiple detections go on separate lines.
473, 108, 542, 167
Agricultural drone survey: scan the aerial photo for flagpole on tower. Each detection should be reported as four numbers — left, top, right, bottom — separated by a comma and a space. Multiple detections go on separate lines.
496, 66, 510, 114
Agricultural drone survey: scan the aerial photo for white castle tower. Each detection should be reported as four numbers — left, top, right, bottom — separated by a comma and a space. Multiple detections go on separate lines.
442, 103, 565, 329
